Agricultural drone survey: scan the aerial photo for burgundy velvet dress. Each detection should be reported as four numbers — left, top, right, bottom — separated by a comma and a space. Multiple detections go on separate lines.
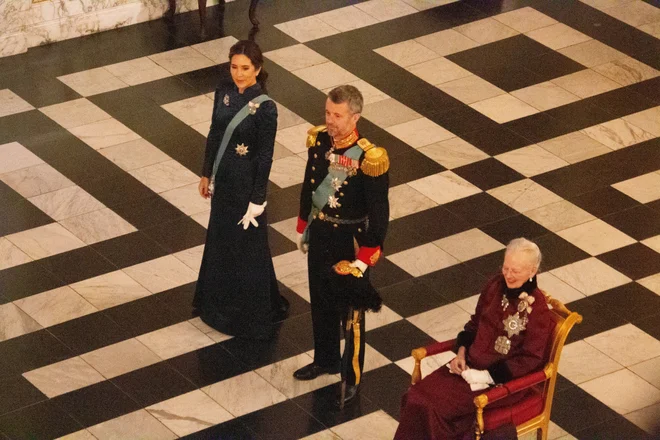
394, 275, 553, 440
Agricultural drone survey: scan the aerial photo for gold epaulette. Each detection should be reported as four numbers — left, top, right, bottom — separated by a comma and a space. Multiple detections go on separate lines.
357, 138, 389, 177
306, 125, 327, 148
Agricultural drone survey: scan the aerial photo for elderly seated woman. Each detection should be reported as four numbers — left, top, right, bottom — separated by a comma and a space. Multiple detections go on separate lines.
394, 238, 554, 440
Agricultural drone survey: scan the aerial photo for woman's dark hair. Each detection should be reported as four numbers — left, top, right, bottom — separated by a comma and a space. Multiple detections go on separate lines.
229, 40, 269, 91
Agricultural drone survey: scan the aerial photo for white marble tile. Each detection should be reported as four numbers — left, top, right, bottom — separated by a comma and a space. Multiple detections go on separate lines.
300, 429, 342, 440
56, 430, 97, 440
387, 243, 460, 277
70, 270, 152, 310
14, 286, 97, 327
625, 402, 660, 436
0, 237, 32, 271
401, 0, 458, 10
40, 98, 111, 129
510, 81, 581, 112
59, 208, 137, 245
161, 95, 214, 126
580, 368, 660, 414
603, 0, 660, 27
57, 67, 128, 97
493, 7, 558, 33
417, 137, 489, 169
551, 69, 621, 99
586, 324, 660, 367
203, 371, 287, 417
0, 302, 41, 342
0, 163, 74, 198
137, 321, 214, 360
538, 131, 612, 164
558, 340, 624, 384
29, 186, 105, 221
291, 281, 311, 303
434, 229, 505, 262
354, 0, 418, 21
160, 183, 211, 216
315, 6, 380, 32
415, 29, 479, 57
88, 409, 177, 440
148, 47, 215, 75
188, 317, 232, 344
0, 89, 34, 117
147, 390, 233, 436
5, 223, 86, 260
330, 410, 400, 440
455, 294, 480, 315
438, 74, 506, 104
276, 122, 313, 154
395, 350, 456, 379
123, 255, 198, 294
495, 144, 569, 177
366, 305, 404, 331
330, 80, 390, 105
191, 120, 212, 137
386, 117, 455, 148
557, 39, 627, 68
191, 209, 211, 229
255, 353, 340, 399
455, 17, 519, 44
622, 106, 660, 136
275, 16, 340, 43
612, 172, 660, 204
272, 250, 308, 287
388, 184, 437, 219
273, 142, 294, 161
581, 118, 655, 150
639, 21, 660, 38
269, 155, 307, 188
592, 56, 659, 86
408, 303, 471, 342
630, 356, 660, 389
537, 272, 586, 304
557, 219, 636, 255
0, 141, 44, 175
272, 104, 306, 133
408, 170, 482, 204
81, 338, 161, 379
487, 179, 562, 213
579, 0, 636, 9
375, 40, 439, 68
104, 56, 172, 86
362, 98, 422, 128
407, 57, 472, 85
638, 274, 660, 296
173, 245, 205, 272
270, 217, 298, 244
293, 61, 359, 90
526, 23, 592, 50
23, 356, 105, 398
550, 258, 631, 296
98, 138, 171, 171
470, 93, 539, 123
128, 160, 199, 194
524, 200, 596, 233
190, 36, 238, 64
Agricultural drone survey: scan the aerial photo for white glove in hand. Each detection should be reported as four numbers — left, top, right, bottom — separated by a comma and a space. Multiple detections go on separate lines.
238, 202, 267, 230
470, 383, 491, 392
296, 233, 309, 254
350, 259, 368, 274
461, 369, 494, 385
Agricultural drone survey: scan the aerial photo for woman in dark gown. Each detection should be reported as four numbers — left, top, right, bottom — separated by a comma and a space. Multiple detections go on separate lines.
194, 40, 287, 340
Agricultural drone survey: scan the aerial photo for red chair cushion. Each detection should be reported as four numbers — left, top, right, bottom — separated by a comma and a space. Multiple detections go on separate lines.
483, 390, 544, 431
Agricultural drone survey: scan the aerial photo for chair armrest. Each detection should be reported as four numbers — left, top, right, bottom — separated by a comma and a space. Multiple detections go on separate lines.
410, 339, 456, 385
474, 365, 553, 409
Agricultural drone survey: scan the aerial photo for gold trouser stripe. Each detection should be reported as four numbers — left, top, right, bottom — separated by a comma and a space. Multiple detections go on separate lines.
352, 309, 361, 385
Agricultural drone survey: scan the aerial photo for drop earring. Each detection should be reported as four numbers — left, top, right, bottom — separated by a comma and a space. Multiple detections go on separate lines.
529, 277, 533, 282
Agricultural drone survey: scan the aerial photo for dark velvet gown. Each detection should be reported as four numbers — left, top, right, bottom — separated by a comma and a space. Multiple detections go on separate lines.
193, 81, 287, 340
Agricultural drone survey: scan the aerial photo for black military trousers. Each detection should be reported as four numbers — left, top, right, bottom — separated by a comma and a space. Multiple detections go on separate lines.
307, 221, 366, 386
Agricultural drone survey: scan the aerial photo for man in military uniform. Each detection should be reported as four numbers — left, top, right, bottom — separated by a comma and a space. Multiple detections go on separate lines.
292, 85, 390, 407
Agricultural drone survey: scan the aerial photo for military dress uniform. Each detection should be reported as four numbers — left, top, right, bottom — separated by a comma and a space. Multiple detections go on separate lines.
296, 125, 390, 387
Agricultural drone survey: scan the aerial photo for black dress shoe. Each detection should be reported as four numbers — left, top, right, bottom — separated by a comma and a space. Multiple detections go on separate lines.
293, 363, 340, 380
336, 384, 360, 408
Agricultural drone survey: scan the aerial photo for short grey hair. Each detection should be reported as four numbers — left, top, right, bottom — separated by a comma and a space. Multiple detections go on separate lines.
328, 85, 363, 115
505, 238, 542, 271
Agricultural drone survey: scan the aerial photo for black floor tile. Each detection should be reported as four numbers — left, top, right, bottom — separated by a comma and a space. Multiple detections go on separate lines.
180, 418, 260, 440
429, 104, 501, 139
380, 278, 449, 318
504, 112, 572, 144
131, 76, 201, 106
37, 246, 116, 286
47, 145, 127, 185
533, 233, 591, 272
0, 198, 54, 238
465, 63, 547, 93
4, 74, 82, 108
167, 343, 251, 388
82, 173, 156, 211
387, 150, 445, 187
524, 50, 586, 81
277, 284, 310, 321
112, 362, 197, 407
142, 216, 207, 253
573, 416, 654, 440
395, 205, 472, 243
453, 158, 525, 191
480, 215, 550, 245
91, 231, 169, 269
464, 251, 505, 279
545, 101, 615, 132
589, 282, 660, 323
554, 374, 575, 394
52, 381, 141, 428
274, 313, 314, 353
0, 331, 72, 378
0, 261, 65, 301
647, 199, 660, 214
177, 65, 231, 95
603, 205, 660, 241
533, 165, 605, 200
551, 386, 619, 433
0, 400, 83, 440
219, 333, 302, 369
564, 297, 629, 344
587, 85, 659, 117
104, 294, 186, 337
360, 364, 413, 421
418, 263, 488, 303
268, 226, 297, 257
443, 192, 519, 229
367, 320, 437, 362
598, 243, 660, 280
48, 312, 132, 356
626, 76, 660, 104
111, 194, 186, 230
157, 282, 198, 321
635, 312, 660, 341
235, 400, 326, 440
568, 186, 641, 218
382, 218, 429, 255
0, 376, 47, 417
370, 258, 414, 290
265, 186, 301, 224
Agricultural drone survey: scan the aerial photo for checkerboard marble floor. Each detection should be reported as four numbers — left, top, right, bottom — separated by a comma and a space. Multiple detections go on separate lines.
1, 0, 660, 439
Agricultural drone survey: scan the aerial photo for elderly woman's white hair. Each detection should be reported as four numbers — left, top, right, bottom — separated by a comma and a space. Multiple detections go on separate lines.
505, 238, 542, 271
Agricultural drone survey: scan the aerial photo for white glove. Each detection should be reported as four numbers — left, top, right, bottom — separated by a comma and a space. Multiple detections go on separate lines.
238, 202, 267, 230
350, 259, 368, 274
461, 369, 494, 385
296, 233, 309, 254
469, 383, 491, 392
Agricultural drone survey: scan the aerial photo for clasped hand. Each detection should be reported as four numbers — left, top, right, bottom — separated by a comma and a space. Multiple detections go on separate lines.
238, 202, 267, 230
